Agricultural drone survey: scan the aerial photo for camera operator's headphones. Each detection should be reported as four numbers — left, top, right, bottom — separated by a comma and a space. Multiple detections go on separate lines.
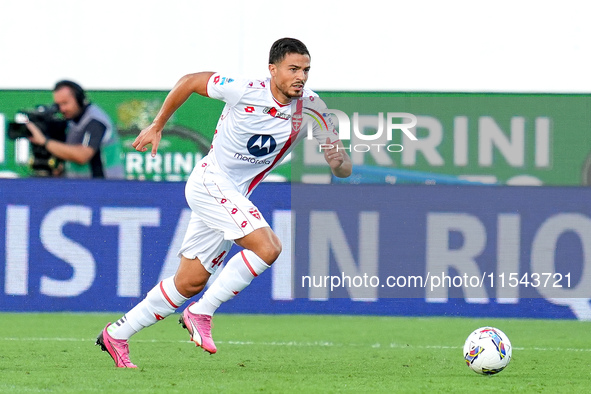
54, 80, 89, 107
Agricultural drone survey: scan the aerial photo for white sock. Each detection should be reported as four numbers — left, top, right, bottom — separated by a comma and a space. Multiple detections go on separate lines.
108, 276, 189, 340
189, 250, 270, 316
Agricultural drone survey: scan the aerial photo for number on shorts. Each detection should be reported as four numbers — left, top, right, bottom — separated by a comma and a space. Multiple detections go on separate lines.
211, 251, 226, 268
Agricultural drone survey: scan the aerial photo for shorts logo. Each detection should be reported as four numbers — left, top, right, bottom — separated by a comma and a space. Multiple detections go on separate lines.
247, 134, 276, 157
249, 208, 261, 219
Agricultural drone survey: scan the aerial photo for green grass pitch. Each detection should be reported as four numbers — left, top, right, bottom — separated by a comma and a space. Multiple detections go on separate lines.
0, 313, 590, 392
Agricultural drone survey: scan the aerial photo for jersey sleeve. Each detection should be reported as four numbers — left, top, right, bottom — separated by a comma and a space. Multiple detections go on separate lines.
302, 96, 340, 145
206, 73, 248, 107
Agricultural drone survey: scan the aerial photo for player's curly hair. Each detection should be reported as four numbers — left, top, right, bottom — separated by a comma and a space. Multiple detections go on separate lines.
269, 38, 310, 65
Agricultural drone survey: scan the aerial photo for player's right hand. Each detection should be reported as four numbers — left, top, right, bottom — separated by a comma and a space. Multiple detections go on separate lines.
132, 123, 162, 157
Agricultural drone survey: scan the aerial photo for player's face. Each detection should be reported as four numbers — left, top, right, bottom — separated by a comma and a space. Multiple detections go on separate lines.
269, 52, 311, 103
53, 87, 82, 120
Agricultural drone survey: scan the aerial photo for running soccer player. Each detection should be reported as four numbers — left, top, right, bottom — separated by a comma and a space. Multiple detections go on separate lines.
96, 37, 352, 368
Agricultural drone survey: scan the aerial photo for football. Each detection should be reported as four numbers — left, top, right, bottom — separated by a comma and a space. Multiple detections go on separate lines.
463, 327, 512, 375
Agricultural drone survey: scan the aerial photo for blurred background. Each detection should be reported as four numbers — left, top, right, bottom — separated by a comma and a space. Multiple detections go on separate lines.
1, 0, 590, 92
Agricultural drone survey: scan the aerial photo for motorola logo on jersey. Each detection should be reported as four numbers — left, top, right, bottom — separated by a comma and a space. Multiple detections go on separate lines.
247, 134, 277, 157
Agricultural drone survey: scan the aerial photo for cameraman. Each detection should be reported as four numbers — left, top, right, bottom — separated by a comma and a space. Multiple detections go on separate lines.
26, 80, 124, 179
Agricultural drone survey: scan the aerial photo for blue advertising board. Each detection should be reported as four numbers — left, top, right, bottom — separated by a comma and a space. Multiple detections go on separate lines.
1, 179, 590, 320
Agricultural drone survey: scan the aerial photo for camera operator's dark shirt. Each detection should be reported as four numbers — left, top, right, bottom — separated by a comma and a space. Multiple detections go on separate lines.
64, 104, 124, 179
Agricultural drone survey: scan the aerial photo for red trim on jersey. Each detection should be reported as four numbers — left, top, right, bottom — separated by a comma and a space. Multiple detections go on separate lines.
322, 138, 341, 147
246, 138, 293, 195
273, 97, 291, 107
241, 251, 258, 277
246, 99, 303, 195
160, 281, 180, 309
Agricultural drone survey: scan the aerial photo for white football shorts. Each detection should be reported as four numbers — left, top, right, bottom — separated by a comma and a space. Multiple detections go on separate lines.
177, 159, 270, 273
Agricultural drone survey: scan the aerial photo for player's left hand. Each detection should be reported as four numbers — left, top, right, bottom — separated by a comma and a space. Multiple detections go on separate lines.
132, 123, 162, 157
323, 137, 345, 170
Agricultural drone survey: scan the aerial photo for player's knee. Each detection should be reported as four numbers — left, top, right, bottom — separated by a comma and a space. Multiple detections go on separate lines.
257, 239, 282, 265
236, 228, 282, 265
174, 276, 207, 298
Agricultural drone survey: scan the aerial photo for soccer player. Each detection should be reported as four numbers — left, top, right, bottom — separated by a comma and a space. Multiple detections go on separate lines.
96, 37, 352, 368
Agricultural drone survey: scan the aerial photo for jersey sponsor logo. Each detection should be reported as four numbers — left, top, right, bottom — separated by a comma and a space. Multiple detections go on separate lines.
247, 134, 276, 157
245, 106, 255, 113
213, 75, 234, 85
263, 107, 291, 120
248, 208, 261, 220
233, 152, 271, 165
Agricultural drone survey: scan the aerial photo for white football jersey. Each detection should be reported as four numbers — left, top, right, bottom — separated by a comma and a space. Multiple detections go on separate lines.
204, 73, 338, 196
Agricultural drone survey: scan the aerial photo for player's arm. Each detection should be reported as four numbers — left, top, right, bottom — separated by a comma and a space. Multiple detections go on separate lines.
322, 138, 352, 178
132, 72, 215, 156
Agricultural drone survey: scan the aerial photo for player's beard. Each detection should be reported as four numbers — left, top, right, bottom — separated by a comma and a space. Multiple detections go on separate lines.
273, 79, 305, 102
286, 83, 305, 99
